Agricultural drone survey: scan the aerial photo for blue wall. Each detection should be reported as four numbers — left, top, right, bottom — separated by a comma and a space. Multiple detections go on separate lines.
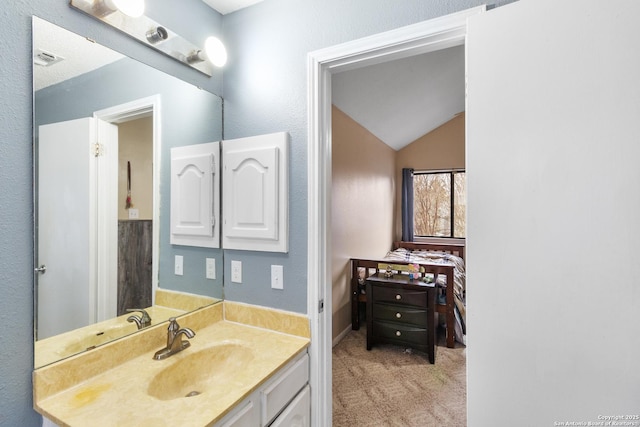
35, 57, 224, 298
220, 0, 513, 313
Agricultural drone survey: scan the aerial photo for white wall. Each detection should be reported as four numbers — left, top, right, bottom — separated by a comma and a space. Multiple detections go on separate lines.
467, 0, 640, 424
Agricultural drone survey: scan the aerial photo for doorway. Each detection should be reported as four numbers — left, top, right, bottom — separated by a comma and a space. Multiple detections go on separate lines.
330, 48, 466, 424
306, 6, 485, 425
93, 95, 161, 321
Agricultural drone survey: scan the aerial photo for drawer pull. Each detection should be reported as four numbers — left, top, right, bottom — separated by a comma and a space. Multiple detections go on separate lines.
395, 312, 402, 319
395, 294, 402, 300
395, 331, 402, 337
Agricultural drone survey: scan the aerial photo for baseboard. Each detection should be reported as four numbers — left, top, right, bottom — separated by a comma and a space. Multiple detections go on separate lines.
332, 324, 352, 347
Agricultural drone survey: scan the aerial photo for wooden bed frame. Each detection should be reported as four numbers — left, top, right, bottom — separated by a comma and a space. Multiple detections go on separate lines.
351, 241, 465, 349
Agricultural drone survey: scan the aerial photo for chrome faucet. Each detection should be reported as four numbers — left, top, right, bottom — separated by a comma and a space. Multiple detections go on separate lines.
153, 317, 195, 360
126, 308, 152, 330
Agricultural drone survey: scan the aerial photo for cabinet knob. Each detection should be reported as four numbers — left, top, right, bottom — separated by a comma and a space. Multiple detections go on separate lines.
395, 294, 401, 300
395, 312, 402, 319
395, 331, 402, 337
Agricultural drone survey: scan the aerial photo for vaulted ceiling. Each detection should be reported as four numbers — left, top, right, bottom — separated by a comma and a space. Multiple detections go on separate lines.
331, 45, 465, 151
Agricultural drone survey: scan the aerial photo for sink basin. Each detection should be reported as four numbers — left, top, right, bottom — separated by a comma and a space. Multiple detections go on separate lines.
147, 342, 255, 401
61, 323, 139, 355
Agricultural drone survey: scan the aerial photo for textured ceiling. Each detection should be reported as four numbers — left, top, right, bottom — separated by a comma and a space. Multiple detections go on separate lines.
332, 45, 465, 151
33, 17, 124, 91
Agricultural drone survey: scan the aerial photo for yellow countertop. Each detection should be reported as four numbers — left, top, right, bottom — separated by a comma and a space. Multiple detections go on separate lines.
34, 302, 310, 427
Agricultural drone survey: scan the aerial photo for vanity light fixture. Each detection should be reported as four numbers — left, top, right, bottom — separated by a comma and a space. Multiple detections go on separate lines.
186, 37, 227, 67
186, 50, 208, 65
204, 36, 227, 67
146, 26, 168, 44
69, 0, 227, 76
93, 0, 145, 18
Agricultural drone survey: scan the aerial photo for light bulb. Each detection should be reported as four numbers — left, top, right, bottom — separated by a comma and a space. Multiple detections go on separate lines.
186, 50, 206, 64
104, 0, 145, 18
204, 36, 227, 67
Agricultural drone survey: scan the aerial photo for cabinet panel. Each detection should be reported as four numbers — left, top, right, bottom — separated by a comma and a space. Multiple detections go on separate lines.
224, 146, 279, 240
171, 153, 213, 236
222, 132, 289, 252
219, 399, 259, 427
261, 353, 309, 426
169, 141, 220, 248
270, 385, 310, 427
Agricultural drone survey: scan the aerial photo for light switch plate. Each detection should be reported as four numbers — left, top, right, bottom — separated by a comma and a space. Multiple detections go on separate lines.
271, 265, 284, 289
231, 260, 242, 283
206, 258, 216, 279
174, 255, 183, 276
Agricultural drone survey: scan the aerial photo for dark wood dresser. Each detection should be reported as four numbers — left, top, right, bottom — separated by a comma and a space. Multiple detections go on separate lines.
365, 273, 437, 363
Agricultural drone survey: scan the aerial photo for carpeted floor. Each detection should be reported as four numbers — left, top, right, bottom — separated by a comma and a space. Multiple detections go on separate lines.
332, 327, 467, 426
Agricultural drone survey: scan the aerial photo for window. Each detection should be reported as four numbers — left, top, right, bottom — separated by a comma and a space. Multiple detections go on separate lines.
413, 170, 466, 238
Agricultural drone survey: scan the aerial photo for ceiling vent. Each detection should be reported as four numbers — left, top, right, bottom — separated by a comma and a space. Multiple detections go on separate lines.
34, 48, 65, 67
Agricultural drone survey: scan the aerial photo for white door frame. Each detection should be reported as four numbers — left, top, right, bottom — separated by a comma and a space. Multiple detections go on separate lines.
306, 6, 484, 425
93, 94, 162, 321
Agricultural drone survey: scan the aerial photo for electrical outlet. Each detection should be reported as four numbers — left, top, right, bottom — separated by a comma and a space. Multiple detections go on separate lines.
206, 258, 216, 280
271, 265, 284, 289
128, 208, 139, 219
231, 260, 242, 283
174, 255, 183, 276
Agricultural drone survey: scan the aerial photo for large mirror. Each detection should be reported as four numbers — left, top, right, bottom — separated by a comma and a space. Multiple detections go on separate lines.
33, 17, 224, 368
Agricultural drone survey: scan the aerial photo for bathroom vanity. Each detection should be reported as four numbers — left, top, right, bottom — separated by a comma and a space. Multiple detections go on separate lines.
34, 302, 310, 426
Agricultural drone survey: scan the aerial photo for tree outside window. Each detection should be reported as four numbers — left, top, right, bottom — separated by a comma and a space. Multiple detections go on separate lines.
413, 171, 465, 238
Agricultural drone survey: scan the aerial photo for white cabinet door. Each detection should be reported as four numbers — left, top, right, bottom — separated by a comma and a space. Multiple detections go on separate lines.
270, 385, 310, 427
213, 351, 308, 427
218, 399, 259, 427
169, 141, 220, 248
261, 353, 309, 425
222, 132, 289, 252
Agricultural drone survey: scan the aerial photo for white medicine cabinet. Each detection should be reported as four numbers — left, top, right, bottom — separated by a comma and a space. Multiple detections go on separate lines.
222, 132, 289, 253
170, 132, 289, 252
170, 141, 221, 248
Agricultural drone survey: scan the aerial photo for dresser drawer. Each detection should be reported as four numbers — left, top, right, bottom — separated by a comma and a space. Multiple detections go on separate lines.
371, 285, 427, 307
372, 320, 428, 345
372, 302, 427, 327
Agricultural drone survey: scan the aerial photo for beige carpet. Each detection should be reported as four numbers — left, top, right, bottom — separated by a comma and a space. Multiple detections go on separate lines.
332, 327, 467, 426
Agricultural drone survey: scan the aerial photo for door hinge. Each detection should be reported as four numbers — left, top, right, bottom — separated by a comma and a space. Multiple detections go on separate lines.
318, 299, 324, 313
93, 142, 104, 157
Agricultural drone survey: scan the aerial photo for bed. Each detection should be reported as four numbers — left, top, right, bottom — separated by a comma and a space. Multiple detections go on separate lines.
351, 242, 465, 349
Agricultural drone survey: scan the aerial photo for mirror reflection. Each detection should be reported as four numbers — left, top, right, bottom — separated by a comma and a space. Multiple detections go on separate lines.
33, 17, 224, 368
